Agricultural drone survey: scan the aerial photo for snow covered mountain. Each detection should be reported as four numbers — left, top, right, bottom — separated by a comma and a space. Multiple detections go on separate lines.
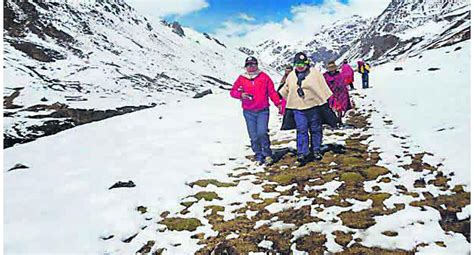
341, 0, 471, 64
249, 0, 470, 68
3, 0, 248, 148
252, 15, 371, 71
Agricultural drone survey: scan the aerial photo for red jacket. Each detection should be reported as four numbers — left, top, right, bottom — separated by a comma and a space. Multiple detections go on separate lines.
230, 72, 281, 111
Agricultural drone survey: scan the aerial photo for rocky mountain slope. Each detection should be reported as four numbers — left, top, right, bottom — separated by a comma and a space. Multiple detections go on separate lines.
340, 0, 471, 64
248, 0, 470, 68
248, 15, 371, 71
3, 0, 247, 148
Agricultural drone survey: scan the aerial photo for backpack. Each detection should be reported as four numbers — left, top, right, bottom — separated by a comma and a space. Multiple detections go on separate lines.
364, 63, 370, 73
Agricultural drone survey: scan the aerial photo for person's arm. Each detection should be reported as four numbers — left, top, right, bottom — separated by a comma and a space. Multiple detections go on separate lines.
230, 76, 243, 99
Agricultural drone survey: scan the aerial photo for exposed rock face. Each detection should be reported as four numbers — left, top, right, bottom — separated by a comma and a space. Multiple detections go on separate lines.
4, 89, 23, 109
4, 104, 156, 148
252, 0, 470, 67
171, 21, 185, 37
203, 33, 212, 40
341, 0, 471, 64
213, 38, 226, 48
238, 47, 255, 56
8, 40, 66, 62
253, 15, 371, 71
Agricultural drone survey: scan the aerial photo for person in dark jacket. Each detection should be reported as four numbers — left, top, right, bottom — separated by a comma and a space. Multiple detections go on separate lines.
357, 60, 370, 89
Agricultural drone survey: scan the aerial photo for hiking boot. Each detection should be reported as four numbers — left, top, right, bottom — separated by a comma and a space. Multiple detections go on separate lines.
313, 151, 323, 161
332, 145, 345, 154
254, 154, 263, 163
264, 156, 274, 166
295, 155, 307, 167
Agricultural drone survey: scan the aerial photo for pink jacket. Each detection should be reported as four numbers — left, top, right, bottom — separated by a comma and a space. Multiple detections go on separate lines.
340, 63, 354, 84
230, 72, 281, 111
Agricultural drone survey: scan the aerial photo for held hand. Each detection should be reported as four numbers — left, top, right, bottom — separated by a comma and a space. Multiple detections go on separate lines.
278, 104, 284, 114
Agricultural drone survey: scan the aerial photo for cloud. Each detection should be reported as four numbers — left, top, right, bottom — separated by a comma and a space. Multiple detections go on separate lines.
126, 0, 209, 18
237, 13, 256, 22
213, 0, 391, 48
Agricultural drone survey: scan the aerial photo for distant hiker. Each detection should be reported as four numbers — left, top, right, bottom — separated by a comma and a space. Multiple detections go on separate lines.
357, 60, 370, 89
324, 61, 352, 126
279, 65, 294, 89
340, 59, 355, 90
278, 52, 333, 166
230, 56, 282, 165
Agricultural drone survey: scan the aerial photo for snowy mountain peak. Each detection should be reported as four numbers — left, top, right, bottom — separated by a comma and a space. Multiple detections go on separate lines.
339, 0, 471, 64
252, 15, 371, 71
248, 0, 470, 68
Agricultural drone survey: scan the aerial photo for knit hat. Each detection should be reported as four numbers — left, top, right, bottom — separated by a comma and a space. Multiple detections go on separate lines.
244, 56, 258, 67
294, 52, 310, 65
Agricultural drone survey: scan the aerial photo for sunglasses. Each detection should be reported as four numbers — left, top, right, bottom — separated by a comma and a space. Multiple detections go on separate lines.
245, 63, 258, 67
294, 63, 306, 68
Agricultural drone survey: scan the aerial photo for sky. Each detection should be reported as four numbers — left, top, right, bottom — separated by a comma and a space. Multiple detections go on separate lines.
126, 0, 391, 47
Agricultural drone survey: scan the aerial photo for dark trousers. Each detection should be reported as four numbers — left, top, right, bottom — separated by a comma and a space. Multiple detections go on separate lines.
293, 107, 322, 156
243, 108, 271, 161
362, 73, 369, 88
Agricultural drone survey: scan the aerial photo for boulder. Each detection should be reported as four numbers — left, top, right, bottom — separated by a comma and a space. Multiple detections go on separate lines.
109, 180, 136, 190
193, 89, 212, 99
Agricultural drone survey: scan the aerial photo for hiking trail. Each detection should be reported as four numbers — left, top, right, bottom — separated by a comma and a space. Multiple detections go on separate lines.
102, 92, 470, 254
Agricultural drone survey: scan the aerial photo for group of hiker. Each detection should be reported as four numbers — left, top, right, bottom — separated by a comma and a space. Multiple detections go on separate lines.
230, 53, 370, 166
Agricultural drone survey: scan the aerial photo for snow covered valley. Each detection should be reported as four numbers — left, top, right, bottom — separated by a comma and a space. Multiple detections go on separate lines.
4, 42, 471, 253
3, 0, 471, 254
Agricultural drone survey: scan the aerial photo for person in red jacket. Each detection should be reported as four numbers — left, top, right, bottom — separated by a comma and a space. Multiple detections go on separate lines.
230, 56, 281, 165
340, 59, 355, 90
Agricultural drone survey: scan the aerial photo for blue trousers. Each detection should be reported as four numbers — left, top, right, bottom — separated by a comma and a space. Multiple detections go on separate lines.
293, 107, 322, 156
362, 72, 369, 88
243, 108, 271, 161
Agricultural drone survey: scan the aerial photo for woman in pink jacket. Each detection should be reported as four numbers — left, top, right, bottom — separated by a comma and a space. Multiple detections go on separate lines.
230, 56, 281, 165
340, 59, 355, 90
